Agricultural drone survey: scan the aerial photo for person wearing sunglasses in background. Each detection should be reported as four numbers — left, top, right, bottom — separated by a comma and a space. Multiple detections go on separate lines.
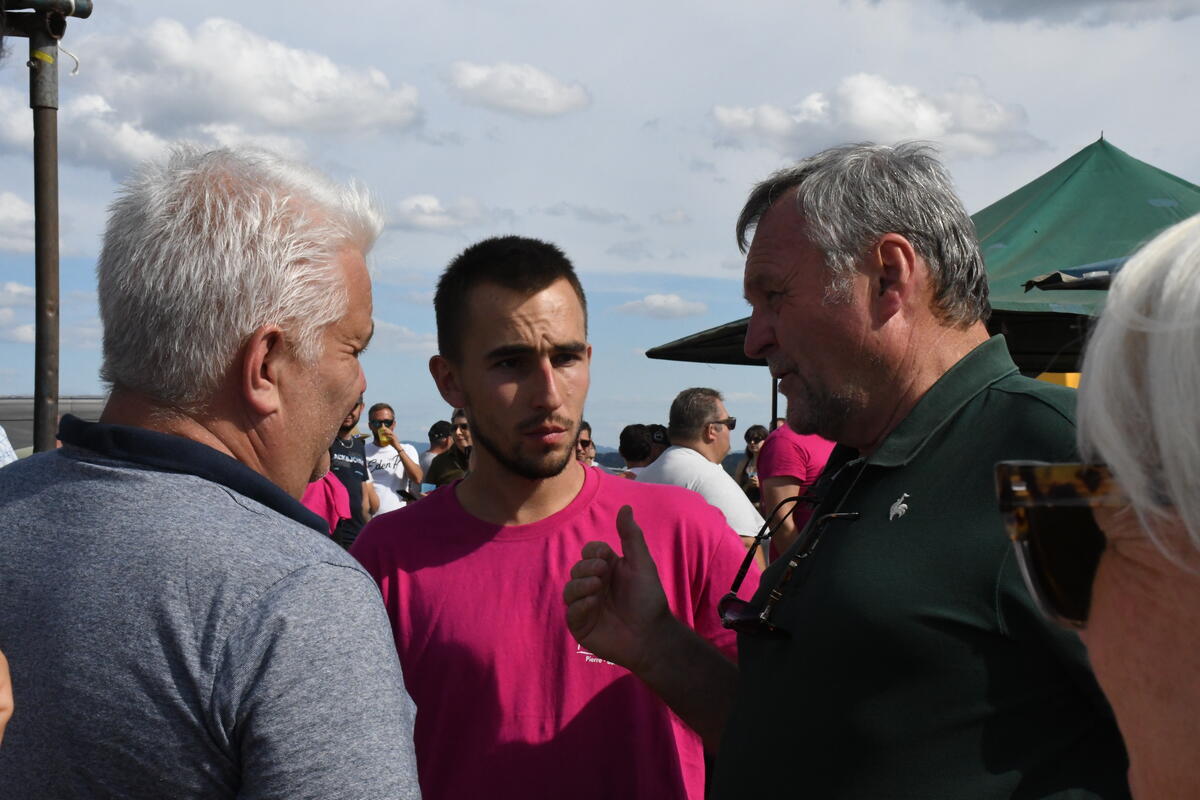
364, 402, 424, 513
575, 420, 599, 465
732, 423, 768, 507
639, 388, 766, 558
351, 236, 753, 800
565, 142, 1129, 799
424, 408, 472, 487
999, 212, 1200, 799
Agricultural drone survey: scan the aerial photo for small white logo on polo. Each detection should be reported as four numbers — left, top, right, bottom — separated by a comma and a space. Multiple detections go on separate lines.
889, 493, 910, 520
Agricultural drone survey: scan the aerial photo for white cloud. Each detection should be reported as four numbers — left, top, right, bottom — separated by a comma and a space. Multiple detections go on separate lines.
925, 0, 1200, 24
0, 17, 421, 175
370, 319, 438, 354
0, 193, 35, 253
448, 61, 590, 117
713, 74, 1040, 158
0, 281, 35, 307
391, 194, 489, 231
0, 323, 35, 344
614, 293, 708, 319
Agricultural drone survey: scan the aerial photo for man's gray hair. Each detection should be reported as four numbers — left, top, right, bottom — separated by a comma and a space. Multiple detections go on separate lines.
668, 387, 723, 442
1078, 212, 1200, 556
736, 141, 989, 326
98, 145, 383, 411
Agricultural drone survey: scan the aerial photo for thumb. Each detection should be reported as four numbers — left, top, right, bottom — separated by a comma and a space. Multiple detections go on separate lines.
616, 505, 654, 566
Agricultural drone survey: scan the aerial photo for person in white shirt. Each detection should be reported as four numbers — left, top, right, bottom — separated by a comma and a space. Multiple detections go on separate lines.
637, 387, 765, 555
364, 403, 423, 514
0, 425, 16, 468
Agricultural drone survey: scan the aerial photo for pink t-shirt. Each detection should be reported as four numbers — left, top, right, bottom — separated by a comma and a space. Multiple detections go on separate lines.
300, 472, 351, 536
757, 425, 836, 530
351, 465, 757, 800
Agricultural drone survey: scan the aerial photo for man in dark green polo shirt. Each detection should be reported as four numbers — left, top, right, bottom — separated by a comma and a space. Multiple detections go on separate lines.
564, 143, 1130, 798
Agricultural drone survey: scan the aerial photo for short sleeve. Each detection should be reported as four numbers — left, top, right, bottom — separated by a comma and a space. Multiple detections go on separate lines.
211, 563, 421, 800
757, 434, 809, 483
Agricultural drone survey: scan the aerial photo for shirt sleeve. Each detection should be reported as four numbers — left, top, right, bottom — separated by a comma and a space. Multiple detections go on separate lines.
211, 562, 421, 800
757, 434, 809, 483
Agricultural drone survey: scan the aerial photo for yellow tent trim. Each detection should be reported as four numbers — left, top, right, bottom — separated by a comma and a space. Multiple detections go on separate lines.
1037, 372, 1080, 388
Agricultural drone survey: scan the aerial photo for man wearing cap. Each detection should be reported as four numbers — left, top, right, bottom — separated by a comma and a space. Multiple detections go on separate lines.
425, 409, 472, 487
421, 420, 453, 473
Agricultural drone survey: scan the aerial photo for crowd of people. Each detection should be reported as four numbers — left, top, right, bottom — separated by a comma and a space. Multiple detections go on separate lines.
305, 385, 824, 565
1, 135, 1198, 800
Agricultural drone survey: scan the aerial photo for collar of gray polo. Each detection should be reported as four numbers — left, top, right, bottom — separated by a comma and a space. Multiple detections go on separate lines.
57, 414, 328, 535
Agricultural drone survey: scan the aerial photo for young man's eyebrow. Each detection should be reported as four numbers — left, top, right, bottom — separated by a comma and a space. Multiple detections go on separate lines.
483, 341, 587, 361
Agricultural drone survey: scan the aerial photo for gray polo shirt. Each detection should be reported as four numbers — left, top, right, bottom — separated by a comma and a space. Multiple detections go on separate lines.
0, 416, 421, 799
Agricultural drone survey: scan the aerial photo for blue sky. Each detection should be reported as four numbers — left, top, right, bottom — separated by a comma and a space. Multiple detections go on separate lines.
3, 0, 1199, 446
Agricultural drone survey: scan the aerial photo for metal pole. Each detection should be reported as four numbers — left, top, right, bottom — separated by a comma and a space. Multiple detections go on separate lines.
28, 13, 63, 452
771, 377, 778, 423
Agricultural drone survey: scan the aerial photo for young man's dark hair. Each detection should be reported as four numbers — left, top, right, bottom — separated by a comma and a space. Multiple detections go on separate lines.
433, 236, 588, 362
618, 424, 652, 464
369, 402, 394, 418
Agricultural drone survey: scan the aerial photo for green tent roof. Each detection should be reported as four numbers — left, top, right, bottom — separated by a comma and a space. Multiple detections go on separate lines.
978, 137, 1200, 315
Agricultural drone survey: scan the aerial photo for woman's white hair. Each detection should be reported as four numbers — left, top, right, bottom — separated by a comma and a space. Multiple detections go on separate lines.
98, 145, 383, 411
1078, 211, 1200, 554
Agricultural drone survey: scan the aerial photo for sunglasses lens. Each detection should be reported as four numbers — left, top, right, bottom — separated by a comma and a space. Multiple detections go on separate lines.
717, 595, 789, 639
1020, 506, 1105, 626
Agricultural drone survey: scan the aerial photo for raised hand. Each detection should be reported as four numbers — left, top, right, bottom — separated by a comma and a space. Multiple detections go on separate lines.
563, 505, 673, 675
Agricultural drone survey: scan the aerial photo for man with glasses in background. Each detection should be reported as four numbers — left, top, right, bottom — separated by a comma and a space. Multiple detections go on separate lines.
575, 420, 598, 465
565, 143, 1129, 799
638, 388, 765, 555
424, 408, 472, 487
364, 402, 423, 513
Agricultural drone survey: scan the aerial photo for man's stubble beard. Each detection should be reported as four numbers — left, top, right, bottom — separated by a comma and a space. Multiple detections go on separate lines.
471, 415, 578, 481
784, 369, 873, 444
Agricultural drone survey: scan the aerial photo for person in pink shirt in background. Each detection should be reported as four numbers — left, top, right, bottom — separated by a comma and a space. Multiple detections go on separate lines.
302, 451, 352, 537
757, 422, 835, 559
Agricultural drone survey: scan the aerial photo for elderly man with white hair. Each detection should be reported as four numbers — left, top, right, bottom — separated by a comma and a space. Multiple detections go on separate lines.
999, 211, 1200, 799
0, 147, 420, 798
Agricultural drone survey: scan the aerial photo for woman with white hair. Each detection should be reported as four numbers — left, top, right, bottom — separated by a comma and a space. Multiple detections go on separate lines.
1002, 211, 1200, 798
1072, 211, 1200, 798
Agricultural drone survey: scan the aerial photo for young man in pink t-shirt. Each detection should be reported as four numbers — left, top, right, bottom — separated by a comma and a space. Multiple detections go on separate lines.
351, 237, 755, 800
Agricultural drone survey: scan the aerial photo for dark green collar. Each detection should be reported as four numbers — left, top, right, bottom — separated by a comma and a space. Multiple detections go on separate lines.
867, 335, 1019, 468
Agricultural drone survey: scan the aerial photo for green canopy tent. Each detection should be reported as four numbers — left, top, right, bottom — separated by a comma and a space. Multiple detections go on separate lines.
648, 138, 1200, 375
980, 137, 1200, 371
